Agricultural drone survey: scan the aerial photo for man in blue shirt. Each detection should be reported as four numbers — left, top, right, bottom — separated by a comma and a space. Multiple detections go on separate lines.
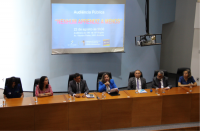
178, 69, 197, 87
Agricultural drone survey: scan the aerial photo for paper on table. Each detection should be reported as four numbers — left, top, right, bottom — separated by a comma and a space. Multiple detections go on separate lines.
86, 94, 95, 98
138, 89, 147, 93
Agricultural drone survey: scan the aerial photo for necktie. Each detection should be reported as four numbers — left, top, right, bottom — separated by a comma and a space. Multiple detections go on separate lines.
137, 78, 139, 90
159, 80, 161, 88
77, 83, 81, 93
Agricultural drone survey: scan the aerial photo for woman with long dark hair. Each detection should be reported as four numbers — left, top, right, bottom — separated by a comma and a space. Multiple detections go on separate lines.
35, 76, 53, 97
98, 73, 118, 92
4, 77, 24, 99
178, 69, 197, 87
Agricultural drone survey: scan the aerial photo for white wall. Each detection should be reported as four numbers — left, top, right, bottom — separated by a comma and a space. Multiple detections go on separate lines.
0, 0, 51, 90
191, 1, 200, 85
161, 0, 197, 73
0, 1, 19, 87
191, 29, 200, 85
0, 0, 176, 92
195, 0, 200, 29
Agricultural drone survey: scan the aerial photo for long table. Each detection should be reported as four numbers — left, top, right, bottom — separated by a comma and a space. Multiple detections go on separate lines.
0, 86, 199, 130
153, 126, 200, 131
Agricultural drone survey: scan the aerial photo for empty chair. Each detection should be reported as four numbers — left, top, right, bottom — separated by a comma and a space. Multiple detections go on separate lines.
97, 72, 112, 91
176, 68, 190, 87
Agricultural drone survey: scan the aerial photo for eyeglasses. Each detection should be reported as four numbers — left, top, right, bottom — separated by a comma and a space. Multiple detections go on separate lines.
157, 75, 162, 78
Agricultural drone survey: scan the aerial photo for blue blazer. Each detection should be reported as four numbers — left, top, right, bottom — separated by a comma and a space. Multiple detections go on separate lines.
98, 79, 117, 92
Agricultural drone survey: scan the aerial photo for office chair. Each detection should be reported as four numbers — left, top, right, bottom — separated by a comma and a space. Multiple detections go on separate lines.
33, 78, 40, 97
5, 77, 22, 87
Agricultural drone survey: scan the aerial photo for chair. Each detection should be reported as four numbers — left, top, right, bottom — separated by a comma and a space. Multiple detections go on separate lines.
128, 71, 143, 81
154, 70, 168, 77
33, 78, 40, 97
176, 68, 190, 87
5, 77, 22, 87
96, 72, 112, 91
68, 74, 83, 89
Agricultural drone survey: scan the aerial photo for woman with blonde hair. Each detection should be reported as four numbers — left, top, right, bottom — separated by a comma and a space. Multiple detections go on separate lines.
98, 73, 118, 93
178, 69, 197, 87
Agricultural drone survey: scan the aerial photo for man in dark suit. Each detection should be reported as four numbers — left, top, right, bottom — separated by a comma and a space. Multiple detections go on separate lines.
152, 71, 172, 89
128, 70, 147, 90
68, 73, 89, 98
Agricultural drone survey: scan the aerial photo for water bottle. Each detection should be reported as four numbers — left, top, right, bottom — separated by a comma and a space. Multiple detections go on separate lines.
102, 92, 106, 99
68, 94, 71, 101
2, 99, 6, 106
162, 88, 165, 93
155, 88, 158, 94
106, 86, 110, 93
135, 87, 139, 94
72, 95, 75, 102
189, 83, 193, 92
35, 97, 38, 103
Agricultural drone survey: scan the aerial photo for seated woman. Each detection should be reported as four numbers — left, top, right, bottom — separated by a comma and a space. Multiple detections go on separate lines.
98, 73, 119, 93
35, 76, 53, 97
4, 77, 24, 99
178, 69, 197, 87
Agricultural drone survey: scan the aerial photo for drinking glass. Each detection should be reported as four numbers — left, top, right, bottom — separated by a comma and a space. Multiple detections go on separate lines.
102, 92, 106, 99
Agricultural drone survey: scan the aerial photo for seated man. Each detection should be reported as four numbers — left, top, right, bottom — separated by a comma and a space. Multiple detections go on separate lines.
68, 73, 89, 98
127, 70, 147, 90
152, 71, 172, 89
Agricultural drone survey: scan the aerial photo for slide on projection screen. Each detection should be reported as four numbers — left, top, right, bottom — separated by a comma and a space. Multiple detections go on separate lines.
51, 0, 126, 54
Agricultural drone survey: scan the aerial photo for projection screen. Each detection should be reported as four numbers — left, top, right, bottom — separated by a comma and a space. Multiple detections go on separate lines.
51, 0, 126, 54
